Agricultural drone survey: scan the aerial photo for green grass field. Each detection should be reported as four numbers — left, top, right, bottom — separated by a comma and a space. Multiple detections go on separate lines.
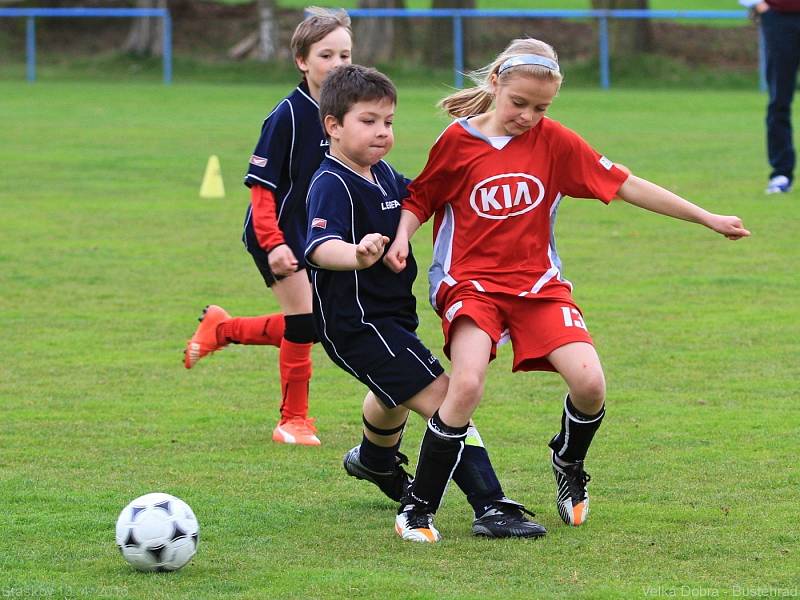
1, 76, 798, 599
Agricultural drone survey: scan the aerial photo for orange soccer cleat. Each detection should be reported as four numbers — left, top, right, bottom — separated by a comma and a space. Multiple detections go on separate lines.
395, 505, 441, 543
272, 417, 321, 446
184, 305, 231, 369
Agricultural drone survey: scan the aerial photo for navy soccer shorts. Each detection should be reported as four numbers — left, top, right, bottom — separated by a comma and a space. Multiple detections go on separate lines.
357, 336, 445, 408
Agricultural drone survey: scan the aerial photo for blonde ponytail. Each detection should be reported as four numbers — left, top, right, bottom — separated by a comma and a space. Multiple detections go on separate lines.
438, 88, 494, 119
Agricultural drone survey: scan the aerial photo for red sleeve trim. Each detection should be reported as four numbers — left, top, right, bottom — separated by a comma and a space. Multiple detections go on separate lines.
250, 185, 285, 252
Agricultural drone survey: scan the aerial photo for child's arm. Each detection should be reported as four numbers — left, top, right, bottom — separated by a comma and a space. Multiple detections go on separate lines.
617, 175, 750, 240
308, 234, 390, 271
383, 210, 422, 273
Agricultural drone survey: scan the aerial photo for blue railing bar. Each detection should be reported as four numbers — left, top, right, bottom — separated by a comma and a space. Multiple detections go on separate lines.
26, 17, 35, 82
347, 9, 594, 18
604, 10, 745, 19
1, 8, 172, 84
598, 16, 609, 90
0, 8, 167, 18
163, 12, 172, 85
453, 14, 463, 89
346, 8, 755, 91
346, 9, 747, 19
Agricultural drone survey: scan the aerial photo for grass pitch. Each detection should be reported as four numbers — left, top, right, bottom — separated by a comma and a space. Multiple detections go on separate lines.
1, 78, 798, 599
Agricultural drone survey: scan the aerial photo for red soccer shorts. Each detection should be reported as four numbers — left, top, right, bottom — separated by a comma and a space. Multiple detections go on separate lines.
437, 284, 594, 372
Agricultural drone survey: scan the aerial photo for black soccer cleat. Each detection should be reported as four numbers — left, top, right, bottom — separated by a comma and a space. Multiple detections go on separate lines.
551, 451, 591, 526
343, 445, 413, 502
472, 497, 547, 539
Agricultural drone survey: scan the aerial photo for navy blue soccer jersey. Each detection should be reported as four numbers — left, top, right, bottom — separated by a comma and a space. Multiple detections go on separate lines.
242, 80, 329, 267
305, 155, 419, 375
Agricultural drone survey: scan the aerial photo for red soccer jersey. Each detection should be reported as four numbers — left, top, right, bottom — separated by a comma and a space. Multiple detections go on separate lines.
404, 117, 629, 308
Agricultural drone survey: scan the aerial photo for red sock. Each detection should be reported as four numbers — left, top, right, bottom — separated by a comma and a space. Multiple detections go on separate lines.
217, 314, 284, 346
279, 339, 313, 421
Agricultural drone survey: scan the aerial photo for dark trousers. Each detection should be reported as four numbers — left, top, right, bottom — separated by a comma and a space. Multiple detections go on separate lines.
762, 10, 800, 182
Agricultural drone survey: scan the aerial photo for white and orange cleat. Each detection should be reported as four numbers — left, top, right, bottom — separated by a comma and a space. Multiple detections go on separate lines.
395, 505, 441, 543
551, 451, 591, 526
184, 305, 231, 369
272, 417, 321, 446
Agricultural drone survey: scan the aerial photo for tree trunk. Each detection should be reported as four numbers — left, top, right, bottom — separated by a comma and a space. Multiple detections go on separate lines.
123, 0, 167, 57
354, 0, 408, 65
253, 0, 278, 61
229, 0, 279, 61
591, 0, 653, 57
424, 0, 475, 68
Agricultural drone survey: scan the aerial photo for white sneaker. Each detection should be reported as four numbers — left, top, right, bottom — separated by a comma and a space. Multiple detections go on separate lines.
395, 505, 441, 543
766, 175, 791, 194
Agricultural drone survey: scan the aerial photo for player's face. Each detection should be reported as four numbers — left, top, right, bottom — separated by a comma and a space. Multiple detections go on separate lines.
328, 99, 395, 175
490, 73, 560, 136
296, 27, 352, 97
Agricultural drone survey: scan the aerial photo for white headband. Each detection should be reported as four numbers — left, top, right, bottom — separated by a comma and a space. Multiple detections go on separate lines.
498, 54, 560, 75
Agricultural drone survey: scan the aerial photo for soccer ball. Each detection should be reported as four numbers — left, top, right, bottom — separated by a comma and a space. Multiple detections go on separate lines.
115, 492, 199, 572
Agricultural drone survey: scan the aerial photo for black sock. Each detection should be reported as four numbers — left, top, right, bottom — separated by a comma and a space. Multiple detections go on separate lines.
405, 411, 468, 513
548, 394, 605, 464
359, 435, 398, 472
451, 425, 504, 518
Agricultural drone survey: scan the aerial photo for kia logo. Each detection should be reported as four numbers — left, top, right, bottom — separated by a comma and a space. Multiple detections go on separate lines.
469, 173, 545, 220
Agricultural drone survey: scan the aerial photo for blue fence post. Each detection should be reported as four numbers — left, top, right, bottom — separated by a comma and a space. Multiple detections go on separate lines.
26, 16, 36, 82
598, 14, 610, 90
453, 14, 464, 89
163, 11, 172, 84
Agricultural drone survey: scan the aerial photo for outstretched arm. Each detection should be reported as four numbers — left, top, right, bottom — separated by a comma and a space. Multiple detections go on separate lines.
617, 175, 750, 240
383, 210, 422, 272
308, 234, 390, 271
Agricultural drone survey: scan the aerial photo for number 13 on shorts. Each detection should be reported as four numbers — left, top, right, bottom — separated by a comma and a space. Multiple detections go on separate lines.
561, 306, 587, 330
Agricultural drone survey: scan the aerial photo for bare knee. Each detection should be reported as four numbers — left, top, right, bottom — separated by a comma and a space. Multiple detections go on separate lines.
452, 369, 485, 402
441, 370, 484, 419
569, 370, 606, 414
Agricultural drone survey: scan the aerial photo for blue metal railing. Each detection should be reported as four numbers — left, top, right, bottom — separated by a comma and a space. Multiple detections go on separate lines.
1, 8, 762, 90
0, 7, 173, 84
346, 9, 762, 90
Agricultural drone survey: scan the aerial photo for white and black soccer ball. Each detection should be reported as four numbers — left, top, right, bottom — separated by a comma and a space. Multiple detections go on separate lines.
115, 492, 199, 572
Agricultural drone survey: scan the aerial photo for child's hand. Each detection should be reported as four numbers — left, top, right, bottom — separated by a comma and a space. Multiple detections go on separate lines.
383, 237, 409, 272
709, 215, 751, 240
268, 244, 299, 276
356, 233, 390, 269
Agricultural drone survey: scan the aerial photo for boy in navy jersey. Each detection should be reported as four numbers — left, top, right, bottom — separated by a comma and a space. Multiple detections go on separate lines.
305, 64, 547, 542
184, 8, 353, 446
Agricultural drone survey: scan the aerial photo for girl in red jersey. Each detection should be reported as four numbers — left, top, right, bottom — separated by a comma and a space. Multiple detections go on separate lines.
383, 38, 750, 541
183, 8, 352, 446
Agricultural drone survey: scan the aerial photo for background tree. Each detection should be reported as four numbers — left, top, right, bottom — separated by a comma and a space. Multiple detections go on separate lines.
591, 0, 653, 57
425, 0, 475, 67
354, 0, 408, 64
229, 0, 279, 61
123, 0, 167, 57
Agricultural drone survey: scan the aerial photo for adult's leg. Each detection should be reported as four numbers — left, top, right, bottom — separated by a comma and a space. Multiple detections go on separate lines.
762, 11, 800, 182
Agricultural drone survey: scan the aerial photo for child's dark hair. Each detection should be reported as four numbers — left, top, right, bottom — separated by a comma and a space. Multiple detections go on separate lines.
319, 64, 397, 125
